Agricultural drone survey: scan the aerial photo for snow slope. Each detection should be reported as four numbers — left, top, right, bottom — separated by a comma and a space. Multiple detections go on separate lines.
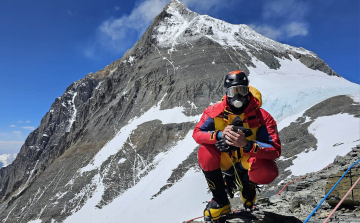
64, 132, 208, 223
60, 93, 359, 223
248, 55, 359, 123
287, 113, 360, 176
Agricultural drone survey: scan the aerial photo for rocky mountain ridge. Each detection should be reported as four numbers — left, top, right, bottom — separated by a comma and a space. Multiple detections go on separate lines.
0, 1, 358, 222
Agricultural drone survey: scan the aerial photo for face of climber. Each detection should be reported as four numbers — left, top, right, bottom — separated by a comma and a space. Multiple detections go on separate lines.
226, 85, 249, 108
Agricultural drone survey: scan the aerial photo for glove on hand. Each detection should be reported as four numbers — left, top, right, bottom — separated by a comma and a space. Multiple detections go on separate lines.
231, 116, 253, 137
215, 117, 253, 152
215, 138, 234, 152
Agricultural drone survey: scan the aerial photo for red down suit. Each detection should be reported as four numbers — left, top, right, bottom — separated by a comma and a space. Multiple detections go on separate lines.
193, 86, 281, 184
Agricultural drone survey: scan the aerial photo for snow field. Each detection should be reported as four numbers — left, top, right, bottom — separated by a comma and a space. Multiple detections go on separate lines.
287, 113, 360, 176
248, 56, 359, 123
65, 131, 209, 223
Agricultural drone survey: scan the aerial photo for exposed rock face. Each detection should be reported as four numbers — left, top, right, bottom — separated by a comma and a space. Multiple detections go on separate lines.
0, 1, 357, 223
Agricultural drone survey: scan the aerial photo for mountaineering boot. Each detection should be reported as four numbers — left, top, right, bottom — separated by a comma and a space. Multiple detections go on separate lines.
203, 168, 231, 221
239, 170, 257, 209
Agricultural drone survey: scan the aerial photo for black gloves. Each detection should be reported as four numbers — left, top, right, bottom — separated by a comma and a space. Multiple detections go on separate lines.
215, 116, 254, 153
231, 116, 253, 137
215, 138, 231, 152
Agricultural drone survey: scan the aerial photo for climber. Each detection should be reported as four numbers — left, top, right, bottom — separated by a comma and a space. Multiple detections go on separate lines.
192, 70, 281, 221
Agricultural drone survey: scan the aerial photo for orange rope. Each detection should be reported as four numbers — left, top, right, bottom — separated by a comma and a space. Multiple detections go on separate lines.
276, 175, 306, 196
276, 163, 333, 196
323, 176, 360, 223
184, 215, 203, 223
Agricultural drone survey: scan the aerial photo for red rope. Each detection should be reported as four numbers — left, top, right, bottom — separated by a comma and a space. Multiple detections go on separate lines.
184, 215, 203, 223
276, 175, 306, 196
323, 176, 360, 223
276, 163, 333, 196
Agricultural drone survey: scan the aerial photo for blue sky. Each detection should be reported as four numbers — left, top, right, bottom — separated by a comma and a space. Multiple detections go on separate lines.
0, 0, 359, 155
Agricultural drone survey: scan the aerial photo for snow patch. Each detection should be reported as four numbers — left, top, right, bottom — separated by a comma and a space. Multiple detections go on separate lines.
16, 160, 39, 196
350, 94, 360, 103
80, 96, 201, 173
95, 80, 104, 90
286, 113, 360, 176
66, 92, 78, 132
118, 158, 126, 164
27, 220, 42, 223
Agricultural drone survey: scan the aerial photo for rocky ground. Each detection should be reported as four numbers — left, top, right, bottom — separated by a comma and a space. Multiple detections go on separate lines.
186, 144, 360, 223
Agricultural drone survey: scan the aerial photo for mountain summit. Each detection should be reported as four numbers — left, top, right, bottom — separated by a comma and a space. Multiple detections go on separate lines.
156, 0, 314, 55
0, 1, 358, 223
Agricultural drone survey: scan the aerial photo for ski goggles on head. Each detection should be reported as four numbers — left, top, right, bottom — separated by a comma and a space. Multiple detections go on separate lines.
225, 85, 249, 98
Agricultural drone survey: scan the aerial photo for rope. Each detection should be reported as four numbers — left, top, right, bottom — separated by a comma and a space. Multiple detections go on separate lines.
230, 153, 243, 193
184, 215, 203, 223
303, 159, 360, 223
276, 163, 332, 197
323, 176, 360, 223
276, 175, 307, 196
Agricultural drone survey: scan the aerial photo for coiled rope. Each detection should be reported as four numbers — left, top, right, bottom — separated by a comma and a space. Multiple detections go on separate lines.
323, 176, 360, 222
303, 159, 360, 223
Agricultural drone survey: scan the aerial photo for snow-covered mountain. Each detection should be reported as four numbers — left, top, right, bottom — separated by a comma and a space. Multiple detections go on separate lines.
0, 0, 359, 222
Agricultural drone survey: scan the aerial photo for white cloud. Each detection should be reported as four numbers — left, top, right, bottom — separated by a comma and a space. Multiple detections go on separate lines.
285, 22, 308, 37
262, 0, 310, 20
114, 6, 121, 11
250, 22, 308, 40
95, 0, 168, 53
89, 0, 237, 55
253, 0, 310, 40
26, 120, 31, 123
249, 24, 282, 40
21, 126, 35, 130
10, 125, 16, 128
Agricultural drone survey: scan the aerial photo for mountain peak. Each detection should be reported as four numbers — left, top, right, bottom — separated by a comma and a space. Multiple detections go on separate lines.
165, 0, 186, 9
151, 1, 315, 58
